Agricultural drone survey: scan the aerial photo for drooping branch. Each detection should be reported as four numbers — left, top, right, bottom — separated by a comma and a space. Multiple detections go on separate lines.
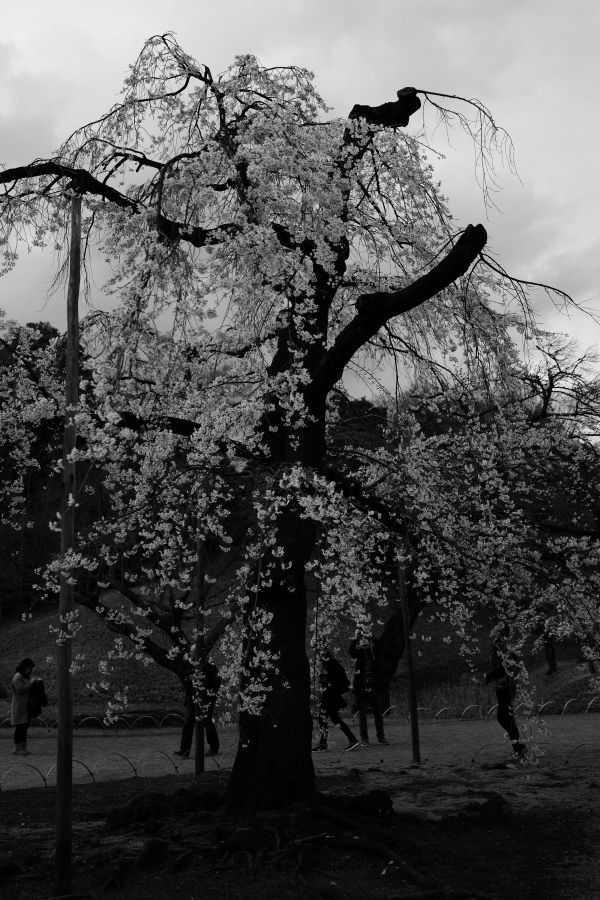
416, 89, 516, 212
480, 253, 582, 319
0, 161, 241, 250
310, 224, 487, 395
0, 162, 137, 210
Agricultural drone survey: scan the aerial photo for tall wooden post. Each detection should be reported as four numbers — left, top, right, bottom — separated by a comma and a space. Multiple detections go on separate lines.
398, 554, 421, 764
194, 535, 208, 775
55, 194, 81, 894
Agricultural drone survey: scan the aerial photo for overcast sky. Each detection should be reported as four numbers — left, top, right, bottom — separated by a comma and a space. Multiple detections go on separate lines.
1, 0, 599, 352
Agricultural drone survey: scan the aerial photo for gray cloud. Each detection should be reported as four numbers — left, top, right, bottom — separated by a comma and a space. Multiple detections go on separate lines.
0, 1, 598, 347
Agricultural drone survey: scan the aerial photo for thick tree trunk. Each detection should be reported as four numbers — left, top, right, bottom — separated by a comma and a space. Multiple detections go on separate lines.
226, 506, 317, 812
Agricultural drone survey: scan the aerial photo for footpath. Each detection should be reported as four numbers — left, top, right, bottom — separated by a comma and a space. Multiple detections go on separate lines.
0, 714, 597, 791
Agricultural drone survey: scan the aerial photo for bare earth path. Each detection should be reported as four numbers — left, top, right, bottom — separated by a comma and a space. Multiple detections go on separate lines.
0, 715, 598, 899
1, 714, 597, 789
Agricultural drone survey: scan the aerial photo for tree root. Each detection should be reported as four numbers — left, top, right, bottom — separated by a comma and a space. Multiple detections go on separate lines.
321, 835, 436, 889
307, 805, 362, 830
370, 891, 491, 900
216, 790, 443, 890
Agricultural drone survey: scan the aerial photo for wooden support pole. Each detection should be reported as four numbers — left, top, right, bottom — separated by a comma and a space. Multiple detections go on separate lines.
398, 555, 421, 764
55, 194, 81, 894
194, 534, 208, 775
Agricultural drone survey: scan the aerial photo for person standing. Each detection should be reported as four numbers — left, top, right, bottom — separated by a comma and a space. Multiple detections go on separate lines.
174, 659, 221, 758
312, 650, 359, 752
349, 633, 388, 746
485, 642, 524, 757
11, 658, 39, 755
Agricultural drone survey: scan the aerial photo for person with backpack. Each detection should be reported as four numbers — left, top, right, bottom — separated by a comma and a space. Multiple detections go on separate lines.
11, 658, 44, 755
174, 658, 221, 758
312, 649, 360, 752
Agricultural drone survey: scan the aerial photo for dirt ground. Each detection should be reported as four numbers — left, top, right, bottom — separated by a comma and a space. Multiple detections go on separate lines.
0, 715, 598, 899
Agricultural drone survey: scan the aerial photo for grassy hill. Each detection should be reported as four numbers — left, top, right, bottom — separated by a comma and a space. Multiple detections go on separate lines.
0, 604, 183, 723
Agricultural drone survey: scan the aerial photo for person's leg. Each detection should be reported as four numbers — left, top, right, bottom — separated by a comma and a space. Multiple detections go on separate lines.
496, 701, 510, 734
14, 722, 28, 753
203, 699, 219, 754
496, 691, 523, 754
338, 717, 359, 746
177, 700, 195, 755
329, 705, 359, 746
357, 692, 369, 743
370, 691, 387, 743
505, 709, 523, 752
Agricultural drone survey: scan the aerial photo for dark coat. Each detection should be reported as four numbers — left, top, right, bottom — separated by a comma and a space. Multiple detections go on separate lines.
485, 645, 516, 699
349, 638, 383, 694
27, 678, 48, 718
319, 656, 350, 710
184, 661, 221, 703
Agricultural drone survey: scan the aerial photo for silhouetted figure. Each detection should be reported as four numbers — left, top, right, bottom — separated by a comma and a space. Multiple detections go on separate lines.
11, 658, 43, 755
174, 660, 221, 758
313, 650, 359, 752
485, 643, 524, 757
349, 634, 388, 745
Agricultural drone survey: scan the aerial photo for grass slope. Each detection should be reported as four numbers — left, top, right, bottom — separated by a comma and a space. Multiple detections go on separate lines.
0, 604, 182, 722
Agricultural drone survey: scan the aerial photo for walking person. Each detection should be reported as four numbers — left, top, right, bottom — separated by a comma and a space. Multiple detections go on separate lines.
349, 633, 388, 746
485, 641, 525, 757
312, 649, 360, 752
174, 658, 221, 758
11, 658, 41, 755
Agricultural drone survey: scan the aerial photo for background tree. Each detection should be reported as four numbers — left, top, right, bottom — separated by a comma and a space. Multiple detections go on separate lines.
354, 347, 600, 694
0, 34, 593, 810
0, 321, 64, 616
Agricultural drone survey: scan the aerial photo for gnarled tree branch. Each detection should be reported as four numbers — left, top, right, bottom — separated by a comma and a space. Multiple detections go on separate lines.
349, 86, 421, 128
310, 224, 487, 395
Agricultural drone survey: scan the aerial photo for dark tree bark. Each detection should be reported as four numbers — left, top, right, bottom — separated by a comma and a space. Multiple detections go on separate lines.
226, 508, 317, 811
349, 86, 421, 127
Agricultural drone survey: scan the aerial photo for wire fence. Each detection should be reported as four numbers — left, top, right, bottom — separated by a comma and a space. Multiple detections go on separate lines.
0, 748, 224, 790
0, 712, 184, 730
363, 696, 600, 721
2, 697, 599, 732
1, 724, 596, 792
